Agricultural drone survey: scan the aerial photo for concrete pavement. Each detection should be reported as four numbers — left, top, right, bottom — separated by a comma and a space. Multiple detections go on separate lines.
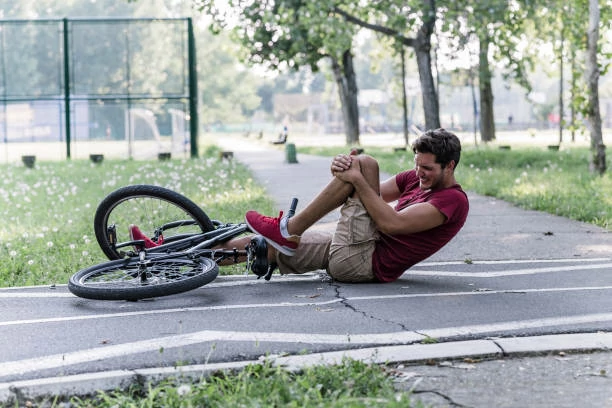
1, 135, 612, 407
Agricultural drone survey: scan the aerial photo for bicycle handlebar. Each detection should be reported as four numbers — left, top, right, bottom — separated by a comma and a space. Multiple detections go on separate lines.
287, 198, 298, 218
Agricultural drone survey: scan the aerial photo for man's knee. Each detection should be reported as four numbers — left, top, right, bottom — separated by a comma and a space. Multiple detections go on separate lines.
356, 154, 380, 191
357, 154, 379, 173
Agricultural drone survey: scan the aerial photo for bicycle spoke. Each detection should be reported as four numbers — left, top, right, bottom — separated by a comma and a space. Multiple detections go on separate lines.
80, 259, 203, 288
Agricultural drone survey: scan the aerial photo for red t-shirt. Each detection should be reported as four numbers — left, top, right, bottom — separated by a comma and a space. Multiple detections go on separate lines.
372, 170, 469, 282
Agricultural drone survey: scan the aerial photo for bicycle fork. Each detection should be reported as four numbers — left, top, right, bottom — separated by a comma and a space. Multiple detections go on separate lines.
138, 251, 150, 283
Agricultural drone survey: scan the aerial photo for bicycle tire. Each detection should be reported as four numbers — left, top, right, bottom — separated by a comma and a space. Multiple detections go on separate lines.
68, 255, 219, 300
94, 185, 215, 260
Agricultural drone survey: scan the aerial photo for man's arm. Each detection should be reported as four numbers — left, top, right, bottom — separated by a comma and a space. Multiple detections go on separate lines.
380, 176, 401, 203
335, 159, 445, 235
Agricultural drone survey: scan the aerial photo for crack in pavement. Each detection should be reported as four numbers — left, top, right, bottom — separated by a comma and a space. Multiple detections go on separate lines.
412, 389, 473, 408
332, 283, 411, 332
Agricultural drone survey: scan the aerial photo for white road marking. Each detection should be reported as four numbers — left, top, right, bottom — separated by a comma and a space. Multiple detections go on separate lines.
2, 285, 612, 328
0, 259, 610, 299
0, 258, 608, 299
2, 312, 612, 378
0, 292, 74, 298
423, 313, 612, 339
348, 286, 612, 301
408, 262, 612, 277
417, 258, 611, 266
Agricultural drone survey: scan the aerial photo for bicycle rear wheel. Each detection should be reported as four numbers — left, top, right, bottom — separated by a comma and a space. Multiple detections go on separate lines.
94, 185, 215, 260
68, 255, 219, 301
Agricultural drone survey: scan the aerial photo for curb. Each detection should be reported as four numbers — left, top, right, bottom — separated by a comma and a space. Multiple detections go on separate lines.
2, 332, 611, 404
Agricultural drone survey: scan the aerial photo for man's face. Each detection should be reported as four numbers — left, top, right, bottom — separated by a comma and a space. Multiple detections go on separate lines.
414, 152, 449, 190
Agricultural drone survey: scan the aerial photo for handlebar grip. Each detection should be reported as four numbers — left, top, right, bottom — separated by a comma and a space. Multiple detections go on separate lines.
287, 198, 298, 218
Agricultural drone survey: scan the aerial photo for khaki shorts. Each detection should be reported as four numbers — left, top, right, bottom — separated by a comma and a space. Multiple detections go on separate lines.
276, 197, 378, 283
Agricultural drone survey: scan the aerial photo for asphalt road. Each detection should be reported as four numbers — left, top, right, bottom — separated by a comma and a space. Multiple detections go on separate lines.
1, 137, 611, 406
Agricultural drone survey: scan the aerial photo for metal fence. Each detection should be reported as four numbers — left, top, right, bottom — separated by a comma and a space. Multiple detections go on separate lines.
0, 17, 198, 162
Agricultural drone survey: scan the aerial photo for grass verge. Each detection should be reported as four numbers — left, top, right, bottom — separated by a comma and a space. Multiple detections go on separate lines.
0, 146, 274, 287
56, 359, 421, 408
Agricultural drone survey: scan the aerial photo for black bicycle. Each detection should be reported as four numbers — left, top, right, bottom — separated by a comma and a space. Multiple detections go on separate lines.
68, 184, 297, 301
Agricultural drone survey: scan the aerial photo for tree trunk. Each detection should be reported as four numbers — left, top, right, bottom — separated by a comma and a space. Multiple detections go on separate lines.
469, 68, 478, 145
331, 51, 360, 145
478, 34, 496, 142
586, 0, 605, 174
333, 2, 440, 132
558, 29, 564, 145
413, 0, 440, 131
401, 46, 409, 147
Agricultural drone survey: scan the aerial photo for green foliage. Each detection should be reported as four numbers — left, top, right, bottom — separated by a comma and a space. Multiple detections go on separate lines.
198, 0, 357, 72
458, 147, 611, 228
0, 155, 274, 288
68, 359, 417, 407
527, 0, 611, 131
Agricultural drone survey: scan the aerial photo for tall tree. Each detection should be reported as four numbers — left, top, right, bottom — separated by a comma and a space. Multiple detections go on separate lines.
530, 0, 610, 173
197, 0, 362, 144
441, 0, 535, 142
585, 0, 605, 174
333, 0, 441, 131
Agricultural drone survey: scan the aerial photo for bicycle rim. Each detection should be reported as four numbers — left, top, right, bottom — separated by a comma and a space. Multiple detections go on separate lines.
68, 255, 218, 301
94, 185, 215, 260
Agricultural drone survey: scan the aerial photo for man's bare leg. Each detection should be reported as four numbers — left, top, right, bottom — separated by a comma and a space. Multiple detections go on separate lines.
214, 154, 380, 265
287, 154, 380, 236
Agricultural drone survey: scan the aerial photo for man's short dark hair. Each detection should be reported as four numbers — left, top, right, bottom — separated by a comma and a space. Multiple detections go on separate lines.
411, 128, 461, 169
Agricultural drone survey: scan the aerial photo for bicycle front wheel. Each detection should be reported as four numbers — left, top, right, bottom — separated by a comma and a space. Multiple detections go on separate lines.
94, 185, 215, 260
68, 255, 219, 301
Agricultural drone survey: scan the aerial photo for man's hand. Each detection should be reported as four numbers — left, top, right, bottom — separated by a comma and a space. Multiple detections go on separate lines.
333, 155, 362, 184
330, 153, 353, 174
330, 148, 359, 175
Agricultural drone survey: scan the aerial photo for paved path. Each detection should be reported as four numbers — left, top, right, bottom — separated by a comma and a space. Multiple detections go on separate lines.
1, 136, 612, 406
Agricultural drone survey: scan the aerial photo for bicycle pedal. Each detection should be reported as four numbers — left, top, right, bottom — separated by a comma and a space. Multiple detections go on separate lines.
246, 236, 269, 277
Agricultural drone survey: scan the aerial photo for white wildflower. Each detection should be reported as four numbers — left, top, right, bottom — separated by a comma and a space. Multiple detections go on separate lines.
177, 384, 191, 396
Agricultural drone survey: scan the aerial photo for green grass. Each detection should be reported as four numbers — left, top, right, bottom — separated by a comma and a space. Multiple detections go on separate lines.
62, 359, 421, 408
0, 147, 274, 288
299, 145, 612, 230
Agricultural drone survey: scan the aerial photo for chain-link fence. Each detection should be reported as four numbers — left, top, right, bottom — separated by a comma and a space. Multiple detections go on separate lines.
0, 17, 198, 163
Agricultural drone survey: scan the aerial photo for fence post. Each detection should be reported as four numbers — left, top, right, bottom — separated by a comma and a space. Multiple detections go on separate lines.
187, 18, 198, 158
63, 18, 71, 159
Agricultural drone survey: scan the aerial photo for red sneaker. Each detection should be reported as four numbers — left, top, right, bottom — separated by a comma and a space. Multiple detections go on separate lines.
245, 210, 299, 256
129, 225, 163, 250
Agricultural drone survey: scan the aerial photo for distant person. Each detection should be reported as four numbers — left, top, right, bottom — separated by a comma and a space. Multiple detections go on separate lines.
272, 125, 289, 144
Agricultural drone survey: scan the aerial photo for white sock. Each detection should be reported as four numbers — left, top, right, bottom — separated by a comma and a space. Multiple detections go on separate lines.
279, 215, 291, 238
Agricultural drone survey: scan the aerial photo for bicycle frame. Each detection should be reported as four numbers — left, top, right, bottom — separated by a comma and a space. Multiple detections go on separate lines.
120, 220, 249, 260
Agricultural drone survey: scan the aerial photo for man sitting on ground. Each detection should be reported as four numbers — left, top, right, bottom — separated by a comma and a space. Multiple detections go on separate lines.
244, 128, 469, 282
